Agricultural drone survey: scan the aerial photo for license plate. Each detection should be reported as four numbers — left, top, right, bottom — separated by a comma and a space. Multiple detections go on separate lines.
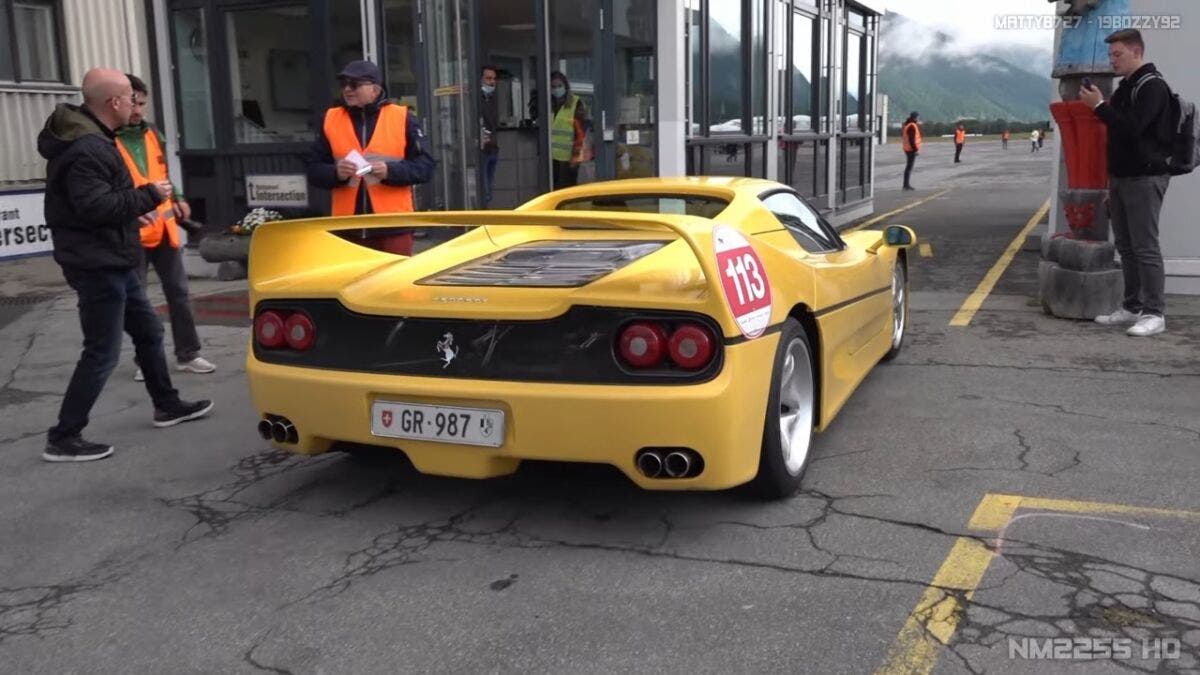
371, 400, 506, 448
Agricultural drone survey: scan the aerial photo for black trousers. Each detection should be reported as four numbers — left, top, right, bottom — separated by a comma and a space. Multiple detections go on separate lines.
903, 151, 917, 187
137, 240, 202, 362
954, 143, 964, 162
1110, 175, 1170, 317
552, 160, 579, 189
49, 267, 180, 442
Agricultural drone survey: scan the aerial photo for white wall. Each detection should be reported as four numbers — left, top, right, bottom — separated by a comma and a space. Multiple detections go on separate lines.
1133, 0, 1200, 292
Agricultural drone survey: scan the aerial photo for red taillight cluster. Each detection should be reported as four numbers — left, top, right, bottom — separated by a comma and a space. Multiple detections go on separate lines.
255, 310, 316, 351
616, 321, 717, 371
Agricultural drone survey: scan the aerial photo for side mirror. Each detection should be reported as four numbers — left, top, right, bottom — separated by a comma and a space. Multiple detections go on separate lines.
867, 225, 917, 254
884, 225, 915, 247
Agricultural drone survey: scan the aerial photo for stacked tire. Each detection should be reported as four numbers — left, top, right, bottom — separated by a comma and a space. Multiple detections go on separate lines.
1038, 234, 1123, 319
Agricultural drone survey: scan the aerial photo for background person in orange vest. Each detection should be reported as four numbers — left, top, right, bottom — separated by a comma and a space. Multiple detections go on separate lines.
953, 122, 966, 163
307, 60, 434, 255
901, 111, 922, 191
119, 74, 216, 380
1002, 128, 1010, 150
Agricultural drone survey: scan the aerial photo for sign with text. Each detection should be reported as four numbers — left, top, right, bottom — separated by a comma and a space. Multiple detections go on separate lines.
713, 223, 772, 339
0, 191, 52, 260
246, 174, 308, 208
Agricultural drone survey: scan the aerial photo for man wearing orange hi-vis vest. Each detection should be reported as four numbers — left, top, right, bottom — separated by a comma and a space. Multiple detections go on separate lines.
117, 74, 215, 380
307, 60, 435, 255
954, 122, 966, 163
901, 111, 922, 191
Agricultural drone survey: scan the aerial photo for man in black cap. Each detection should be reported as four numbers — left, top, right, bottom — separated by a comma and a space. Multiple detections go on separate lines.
901, 111, 922, 191
307, 60, 435, 253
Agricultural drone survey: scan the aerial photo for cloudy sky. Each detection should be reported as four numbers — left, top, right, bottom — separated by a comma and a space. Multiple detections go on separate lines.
885, 0, 1058, 52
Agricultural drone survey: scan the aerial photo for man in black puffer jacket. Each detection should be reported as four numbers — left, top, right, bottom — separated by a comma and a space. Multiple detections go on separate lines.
38, 68, 213, 463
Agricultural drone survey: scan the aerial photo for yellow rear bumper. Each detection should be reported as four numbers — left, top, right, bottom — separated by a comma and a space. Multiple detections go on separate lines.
246, 335, 778, 490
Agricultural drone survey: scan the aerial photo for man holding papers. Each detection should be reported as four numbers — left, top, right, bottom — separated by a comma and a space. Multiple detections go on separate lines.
306, 60, 435, 254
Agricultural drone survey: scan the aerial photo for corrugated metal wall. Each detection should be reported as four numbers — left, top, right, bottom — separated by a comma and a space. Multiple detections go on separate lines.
0, 0, 153, 186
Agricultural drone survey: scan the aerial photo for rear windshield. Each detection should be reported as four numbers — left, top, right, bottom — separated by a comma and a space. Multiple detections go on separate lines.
556, 194, 729, 219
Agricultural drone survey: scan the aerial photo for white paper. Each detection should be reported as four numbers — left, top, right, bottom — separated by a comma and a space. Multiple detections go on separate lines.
345, 149, 373, 176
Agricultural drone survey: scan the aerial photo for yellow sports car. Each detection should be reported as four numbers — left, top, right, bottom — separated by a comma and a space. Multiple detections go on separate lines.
246, 178, 914, 498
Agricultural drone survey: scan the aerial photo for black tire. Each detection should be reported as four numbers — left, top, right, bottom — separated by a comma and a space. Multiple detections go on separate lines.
881, 259, 908, 362
751, 318, 815, 500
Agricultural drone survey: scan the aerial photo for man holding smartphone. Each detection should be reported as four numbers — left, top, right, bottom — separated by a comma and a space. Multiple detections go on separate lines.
1080, 29, 1174, 337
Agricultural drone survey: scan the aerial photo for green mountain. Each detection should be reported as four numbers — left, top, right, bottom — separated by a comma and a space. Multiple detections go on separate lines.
880, 12, 1053, 124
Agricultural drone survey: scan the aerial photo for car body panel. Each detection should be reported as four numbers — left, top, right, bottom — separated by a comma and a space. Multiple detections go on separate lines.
246, 177, 913, 489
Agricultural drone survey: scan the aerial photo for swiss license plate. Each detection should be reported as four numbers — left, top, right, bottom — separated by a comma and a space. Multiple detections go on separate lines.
371, 400, 506, 448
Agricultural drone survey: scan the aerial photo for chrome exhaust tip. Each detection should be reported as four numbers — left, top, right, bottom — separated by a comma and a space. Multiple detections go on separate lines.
271, 419, 297, 444
663, 451, 692, 478
257, 419, 273, 440
635, 450, 664, 478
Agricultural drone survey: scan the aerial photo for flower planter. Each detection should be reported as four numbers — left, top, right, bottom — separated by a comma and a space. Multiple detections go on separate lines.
199, 233, 252, 264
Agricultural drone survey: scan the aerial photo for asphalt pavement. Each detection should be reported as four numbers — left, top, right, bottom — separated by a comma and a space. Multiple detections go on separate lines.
1, 139, 1198, 674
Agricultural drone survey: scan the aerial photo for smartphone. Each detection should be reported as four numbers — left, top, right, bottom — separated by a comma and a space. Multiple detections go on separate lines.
1082, 77, 1093, 89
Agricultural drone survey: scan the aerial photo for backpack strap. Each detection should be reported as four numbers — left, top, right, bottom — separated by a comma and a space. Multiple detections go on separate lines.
1132, 71, 1164, 104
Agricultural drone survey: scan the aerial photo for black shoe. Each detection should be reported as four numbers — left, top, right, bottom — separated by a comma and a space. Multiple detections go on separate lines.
903, 185, 916, 191
153, 399, 214, 428
43, 436, 114, 463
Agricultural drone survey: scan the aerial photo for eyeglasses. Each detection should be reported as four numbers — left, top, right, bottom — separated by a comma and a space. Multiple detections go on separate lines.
339, 79, 371, 90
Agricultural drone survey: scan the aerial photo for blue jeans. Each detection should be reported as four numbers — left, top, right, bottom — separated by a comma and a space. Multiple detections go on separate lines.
481, 150, 499, 206
49, 267, 180, 441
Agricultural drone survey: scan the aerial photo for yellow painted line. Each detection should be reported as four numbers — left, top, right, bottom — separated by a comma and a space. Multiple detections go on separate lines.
843, 189, 951, 234
879, 493, 1200, 674
918, 243, 933, 258
876, 537, 992, 675
949, 198, 1050, 326
969, 493, 1200, 533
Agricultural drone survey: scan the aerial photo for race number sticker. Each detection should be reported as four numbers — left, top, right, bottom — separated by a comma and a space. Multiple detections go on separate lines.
713, 224, 772, 339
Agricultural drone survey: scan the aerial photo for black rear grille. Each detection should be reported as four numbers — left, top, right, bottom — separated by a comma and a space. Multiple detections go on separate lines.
419, 240, 669, 287
252, 300, 722, 385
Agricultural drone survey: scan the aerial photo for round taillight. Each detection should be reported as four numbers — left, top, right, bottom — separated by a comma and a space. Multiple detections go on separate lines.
668, 324, 716, 369
283, 312, 317, 351
618, 322, 668, 368
254, 310, 286, 349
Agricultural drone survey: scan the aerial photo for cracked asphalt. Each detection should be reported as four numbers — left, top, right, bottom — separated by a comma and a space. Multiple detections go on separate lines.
2, 139, 1199, 673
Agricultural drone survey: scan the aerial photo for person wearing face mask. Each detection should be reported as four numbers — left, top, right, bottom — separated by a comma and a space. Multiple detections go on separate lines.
479, 65, 500, 206
548, 71, 590, 189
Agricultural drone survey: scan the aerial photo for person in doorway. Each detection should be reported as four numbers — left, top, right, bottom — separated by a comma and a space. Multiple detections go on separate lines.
1081, 28, 1174, 337
548, 71, 590, 189
307, 60, 435, 254
953, 122, 966, 163
479, 64, 500, 206
37, 68, 213, 462
1030, 128, 1040, 152
119, 74, 215, 381
901, 111, 921, 191
1001, 128, 1010, 150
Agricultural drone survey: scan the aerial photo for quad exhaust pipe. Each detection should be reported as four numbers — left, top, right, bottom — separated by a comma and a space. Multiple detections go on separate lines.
635, 448, 703, 479
258, 415, 298, 444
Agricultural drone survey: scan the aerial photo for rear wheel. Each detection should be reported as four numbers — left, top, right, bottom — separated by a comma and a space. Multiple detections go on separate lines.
751, 318, 815, 499
882, 259, 908, 361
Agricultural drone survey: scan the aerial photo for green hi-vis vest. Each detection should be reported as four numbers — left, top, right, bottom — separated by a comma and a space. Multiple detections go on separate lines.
551, 95, 580, 162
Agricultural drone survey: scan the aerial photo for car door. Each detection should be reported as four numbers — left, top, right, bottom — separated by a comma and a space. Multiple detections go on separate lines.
757, 190, 893, 416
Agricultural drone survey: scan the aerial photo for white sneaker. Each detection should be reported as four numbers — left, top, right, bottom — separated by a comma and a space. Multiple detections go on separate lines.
176, 357, 217, 374
1126, 315, 1165, 337
1095, 308, 1141, 325
133, 367, 144, 382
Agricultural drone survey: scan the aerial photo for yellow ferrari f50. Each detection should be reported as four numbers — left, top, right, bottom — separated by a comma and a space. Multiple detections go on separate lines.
246, 178, 915, 498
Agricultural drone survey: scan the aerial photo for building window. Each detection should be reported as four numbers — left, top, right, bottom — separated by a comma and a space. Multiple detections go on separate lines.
172, 8, 216, 149
1, 0, 65, 83
790, 10, 814, 132
708, 0, 744, 133
844, 30, 862, 131
224, 4, 314, 144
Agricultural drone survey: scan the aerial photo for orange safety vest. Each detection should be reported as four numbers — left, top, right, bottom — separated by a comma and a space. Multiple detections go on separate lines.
322, 104, 414, 216
116, 129, 179, 248
1002, 130, 1010, 140
902, 121, 922, 152
954, 128, 966, 143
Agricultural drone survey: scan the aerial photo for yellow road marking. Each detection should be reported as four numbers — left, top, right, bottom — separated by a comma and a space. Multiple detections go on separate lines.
918, 243, 933, 257
843, 189, 951, 234
877, 494, 1200, 675
949, 199, 1049, 326
877, 537, 991, 675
